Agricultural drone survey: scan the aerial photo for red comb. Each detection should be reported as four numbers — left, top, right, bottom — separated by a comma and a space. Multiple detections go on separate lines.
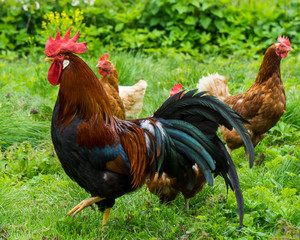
170, 83, 183, 96
277, 35, 291, 47
45, 27, 88, 56
98, 53, 109, 66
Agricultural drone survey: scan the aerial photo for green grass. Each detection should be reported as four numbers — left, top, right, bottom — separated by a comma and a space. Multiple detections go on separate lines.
0, 50, 299, 239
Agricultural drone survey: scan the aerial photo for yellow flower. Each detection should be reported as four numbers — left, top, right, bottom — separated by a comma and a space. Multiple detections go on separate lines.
61, 11, 67, 18
42, 21, 47, 29
42, 9, 85, 38
46, 12, 54, 22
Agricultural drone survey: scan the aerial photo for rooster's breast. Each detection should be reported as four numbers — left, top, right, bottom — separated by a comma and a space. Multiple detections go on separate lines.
51, 99, 132, 200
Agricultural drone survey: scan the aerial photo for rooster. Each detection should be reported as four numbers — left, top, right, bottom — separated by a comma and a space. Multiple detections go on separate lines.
44, 28, 254, 231
96, 54, 148, 119
198, 36, 293, 154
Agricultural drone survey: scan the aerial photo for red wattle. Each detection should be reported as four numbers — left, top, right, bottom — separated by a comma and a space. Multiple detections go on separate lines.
47, 61, 62, 86
280, 52, 288, 59
99, 69, 107, 76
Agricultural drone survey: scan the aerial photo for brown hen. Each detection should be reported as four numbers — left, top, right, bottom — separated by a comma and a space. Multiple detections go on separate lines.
219, 36, 292, 153
96, 54, 125, 119
146, 164, 206, 210
96, 54, 148, 119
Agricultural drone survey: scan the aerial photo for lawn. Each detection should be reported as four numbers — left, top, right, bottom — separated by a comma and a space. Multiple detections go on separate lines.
0, 50, 299, 239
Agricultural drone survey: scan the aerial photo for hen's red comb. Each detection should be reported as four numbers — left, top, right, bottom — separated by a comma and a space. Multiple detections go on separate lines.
170, 83, 183, 96
98, 53, 109, 66
277, 35, 291, 47
45, 27, 88, 56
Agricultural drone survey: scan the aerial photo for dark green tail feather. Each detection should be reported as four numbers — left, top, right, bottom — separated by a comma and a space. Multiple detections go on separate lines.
194, 93, 254, 168
154, 90, 254, 168
151, 89, 255, 231
214, 137, 244, 231
172, 139, 214, 187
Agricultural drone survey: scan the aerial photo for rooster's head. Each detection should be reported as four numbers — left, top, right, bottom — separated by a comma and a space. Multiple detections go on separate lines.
44, 27, 88, 86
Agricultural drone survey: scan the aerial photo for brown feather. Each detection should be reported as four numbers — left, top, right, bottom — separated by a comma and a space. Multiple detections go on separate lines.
99, 61, 125, 119
179, 165, 206, 199
146, 165, 206, 202
106, 155, 131, 175
99, 61, 119, 93
146, 172, 179, 202
118, 120, 152, 188
57, 53, 114, 132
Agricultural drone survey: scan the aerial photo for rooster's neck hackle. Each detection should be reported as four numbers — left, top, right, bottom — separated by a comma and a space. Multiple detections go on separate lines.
255, 44, 282, 84
57, 53, 114, 129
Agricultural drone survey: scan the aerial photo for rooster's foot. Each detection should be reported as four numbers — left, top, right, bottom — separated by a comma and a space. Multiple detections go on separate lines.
68, 196, 105, 217
101, 208, 111, 231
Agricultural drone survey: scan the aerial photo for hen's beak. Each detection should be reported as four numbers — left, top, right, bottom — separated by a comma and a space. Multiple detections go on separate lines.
95, 63, 101, 68
44, 57, 54, 62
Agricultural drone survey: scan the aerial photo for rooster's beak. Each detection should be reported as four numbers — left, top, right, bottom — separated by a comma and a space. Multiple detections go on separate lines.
95, 63, 101, 68
288, 47, 293, 51
44, 57, 54, 62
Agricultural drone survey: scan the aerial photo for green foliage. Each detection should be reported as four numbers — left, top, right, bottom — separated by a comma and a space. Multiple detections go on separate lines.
0, 141, 59, 182
0, 0, 299, 59
0, 96, 51, 150
0, 56, 58, 150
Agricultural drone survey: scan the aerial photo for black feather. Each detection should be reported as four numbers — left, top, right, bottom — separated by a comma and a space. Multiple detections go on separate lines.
151, 90, 255, 230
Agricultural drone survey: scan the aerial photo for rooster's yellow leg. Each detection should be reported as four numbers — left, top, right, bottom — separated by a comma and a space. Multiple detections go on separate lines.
68, 196, 105, 217
101, 208, 111, 231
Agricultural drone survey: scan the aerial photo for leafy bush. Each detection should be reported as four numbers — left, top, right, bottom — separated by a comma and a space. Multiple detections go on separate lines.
0, 0, 298, 59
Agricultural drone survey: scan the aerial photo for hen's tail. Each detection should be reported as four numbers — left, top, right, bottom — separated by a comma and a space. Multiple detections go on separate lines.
119, 80, 148, 96
151, 90, 254, 230
119, 80, 148, 118
197, 73, 230, 101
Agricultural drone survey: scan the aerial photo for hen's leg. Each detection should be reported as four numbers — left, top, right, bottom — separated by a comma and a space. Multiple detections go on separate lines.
244, 146, 249, 159
226, 146, 232, 155
185, 198, 189, 211
101, 208, 111, 231
68, 196, 105, 217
